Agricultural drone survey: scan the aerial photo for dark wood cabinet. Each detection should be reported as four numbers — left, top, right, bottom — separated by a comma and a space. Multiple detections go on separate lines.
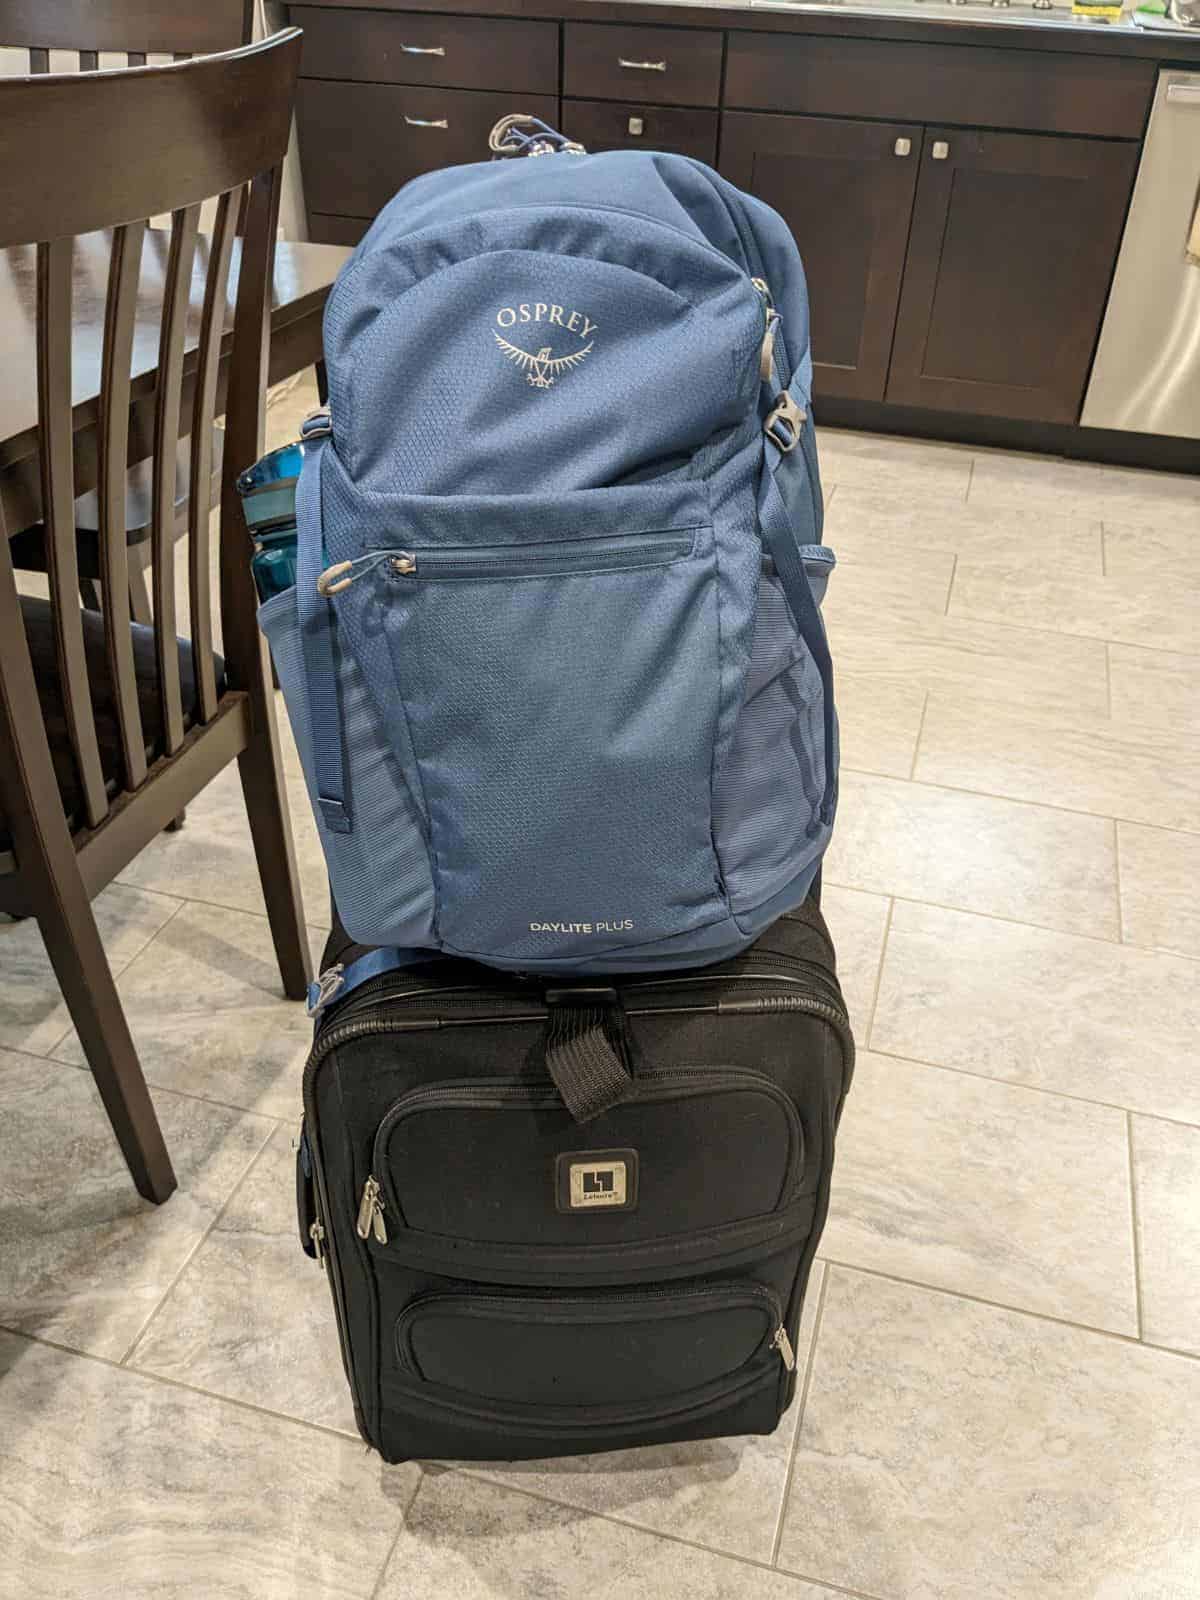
561, 99, 718, 163
887, 128, 1139, 422
721, 112, 921, 403
563, 22, 723, 109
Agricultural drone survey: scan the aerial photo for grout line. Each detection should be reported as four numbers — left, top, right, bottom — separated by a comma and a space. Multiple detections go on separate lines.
943, 552, 958, 616
861, 1043, 1200, 1133
1126, 1112, 1146, 1345
367, 1470, 427, 1600
823, 878, 1200, 965
862, 898, 894, 1050
837, 764, 1200, 843
446, 1462, 889, 1600
964, 456, 975, 503
119, 1121, 280, 1369
1100, 521, 1109, 579
907, 692, 930, 781
818, 1259, 1198, 1365
1113, 818, 1127, 945
40, 1052, 306, 1126
770, 1264, 830, 1568
0, 1322, 369, 1444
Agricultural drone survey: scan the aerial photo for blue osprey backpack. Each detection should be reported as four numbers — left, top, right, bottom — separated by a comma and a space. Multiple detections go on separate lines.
259, 121, 838, 976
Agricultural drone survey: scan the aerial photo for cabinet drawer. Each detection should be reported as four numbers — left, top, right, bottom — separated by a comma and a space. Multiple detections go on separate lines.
308, 213, 371, 248
292, 8, 557, 94
725, 33, 1154, 139
564, 22, 722, 109
297, 81, 560, 218
561, 99, 717, 164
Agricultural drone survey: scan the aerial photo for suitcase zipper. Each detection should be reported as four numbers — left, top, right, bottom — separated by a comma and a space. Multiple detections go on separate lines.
355, 1174, 388, 1244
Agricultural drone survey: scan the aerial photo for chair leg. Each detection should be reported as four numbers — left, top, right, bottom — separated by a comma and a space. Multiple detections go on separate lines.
128, 557, 152, 625
79, 577, 102, 611
235, 697, 311, 1000
0, 539, 175, 1203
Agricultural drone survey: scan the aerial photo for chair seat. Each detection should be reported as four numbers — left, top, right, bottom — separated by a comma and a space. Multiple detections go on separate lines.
0, 597, 226, 850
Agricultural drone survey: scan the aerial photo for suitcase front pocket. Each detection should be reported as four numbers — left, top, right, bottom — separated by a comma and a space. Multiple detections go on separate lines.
359, 1067, 808, 1278
393, 1282, 793, 1410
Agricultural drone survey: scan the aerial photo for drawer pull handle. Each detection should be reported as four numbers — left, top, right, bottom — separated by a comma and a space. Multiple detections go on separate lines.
400, 43, 446, 55
405, 116, 449, 129
618, 57, 667, 72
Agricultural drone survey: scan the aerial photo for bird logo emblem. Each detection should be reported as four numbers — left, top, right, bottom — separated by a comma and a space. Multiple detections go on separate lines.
493, 330, 594, 390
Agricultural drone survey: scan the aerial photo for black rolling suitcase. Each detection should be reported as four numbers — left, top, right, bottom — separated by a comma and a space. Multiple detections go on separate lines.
296, 898, 853, 1463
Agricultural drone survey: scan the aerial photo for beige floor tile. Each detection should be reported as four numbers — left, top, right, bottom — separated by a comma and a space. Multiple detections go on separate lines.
116, 760, 331, 929
825, 771, 1118, 938
825, 546, 957, 623
834, 673, 926, 779
1109, 643, 1200, 733
130, 1124, 357, 1434
1132, 1116, 1200, 1357
50, 902, 326, 1122
828, 612, 1109, 718
825, 485, 1102, 571
460, 1264, 824, 1564
871, 900, 1200, 1123
818, 428, 973, 499
949, 559, 1200, 654
1105, 520, 1200, 585
917, 695, 1200, 832
778, 1267, 1200, 1600
0, 1051, 273, 1360
0, 884, 180, 1058
1118, 824, 1200, 958
822, 1052, 1136, 1332
818, 884, 890, 1037
969, 451, 1200, 530
379, 1470, 843, 1600
0, 1330, 415, 1600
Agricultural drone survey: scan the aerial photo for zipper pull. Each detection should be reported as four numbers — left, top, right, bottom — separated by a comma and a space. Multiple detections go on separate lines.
355, 1175, 388, 1243
309, 1218, 326, 1266
772, 1323, 797, 1372
316, 549, 414, 597
752, 278, 780, 383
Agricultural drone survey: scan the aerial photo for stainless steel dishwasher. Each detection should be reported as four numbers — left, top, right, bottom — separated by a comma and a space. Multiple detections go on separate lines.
1081, 69, 1200, 440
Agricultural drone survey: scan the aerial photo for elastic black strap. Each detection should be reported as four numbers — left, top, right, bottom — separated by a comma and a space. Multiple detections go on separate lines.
544, 994, 632, 1124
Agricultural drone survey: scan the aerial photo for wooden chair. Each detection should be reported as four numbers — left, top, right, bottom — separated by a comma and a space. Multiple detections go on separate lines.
0, 1, 255, 625
0, 31, 311, 1204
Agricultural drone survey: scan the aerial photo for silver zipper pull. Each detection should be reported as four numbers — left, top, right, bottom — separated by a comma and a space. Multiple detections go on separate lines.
355, 1175, 388, 1243
772, 1324, 797, 1372
309, 1218, 326, 1266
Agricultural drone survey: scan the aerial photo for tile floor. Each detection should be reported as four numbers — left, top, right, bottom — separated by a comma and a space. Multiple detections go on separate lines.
1, 376, 1198, 1598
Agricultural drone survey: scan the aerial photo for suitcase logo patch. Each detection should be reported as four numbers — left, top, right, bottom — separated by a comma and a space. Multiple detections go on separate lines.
556, 1149, 639, 1213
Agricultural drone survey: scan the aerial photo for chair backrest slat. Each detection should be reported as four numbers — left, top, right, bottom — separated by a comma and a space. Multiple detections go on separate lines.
149, 202, 202, 755
98, 220, 149, 791
36, 238, 109, 828
0, 1, 252, 55
78, 49, 97, 70
127, 52, 146, 67
188, 186, 239, 726
29, 46, 48, 71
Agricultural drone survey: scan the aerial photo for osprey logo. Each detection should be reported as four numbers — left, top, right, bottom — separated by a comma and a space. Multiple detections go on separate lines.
494, 302, 597, 390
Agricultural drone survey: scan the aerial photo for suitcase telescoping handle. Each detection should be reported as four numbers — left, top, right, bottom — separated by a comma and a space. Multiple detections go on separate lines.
543, 986, 634, 1122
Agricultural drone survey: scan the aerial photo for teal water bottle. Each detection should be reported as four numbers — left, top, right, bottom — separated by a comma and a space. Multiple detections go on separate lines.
236, 412, 330, 602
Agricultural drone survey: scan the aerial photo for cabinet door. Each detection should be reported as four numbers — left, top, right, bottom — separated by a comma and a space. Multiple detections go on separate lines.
721, 112, 921, 402
887, 128, 1139, 423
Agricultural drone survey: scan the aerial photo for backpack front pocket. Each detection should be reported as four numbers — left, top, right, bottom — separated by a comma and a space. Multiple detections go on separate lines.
342, 482, 726, 963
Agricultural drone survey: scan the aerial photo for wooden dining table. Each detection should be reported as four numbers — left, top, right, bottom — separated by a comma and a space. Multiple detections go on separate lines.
0, 228, 351, 534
